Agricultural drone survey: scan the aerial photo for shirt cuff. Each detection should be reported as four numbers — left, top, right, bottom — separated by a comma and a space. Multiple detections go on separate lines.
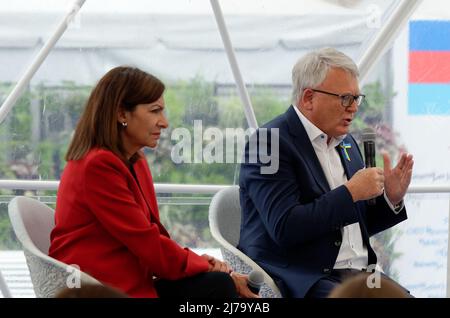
383, 191, 404, 214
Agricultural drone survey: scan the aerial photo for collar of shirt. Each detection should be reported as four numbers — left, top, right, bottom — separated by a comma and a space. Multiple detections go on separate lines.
292, 105, 346, 149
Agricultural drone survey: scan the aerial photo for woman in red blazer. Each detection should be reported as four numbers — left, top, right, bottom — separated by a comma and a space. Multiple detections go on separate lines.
49, 66, 256, 298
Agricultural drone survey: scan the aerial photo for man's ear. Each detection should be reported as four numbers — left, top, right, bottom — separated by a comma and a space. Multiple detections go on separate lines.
300, 88, 314, 111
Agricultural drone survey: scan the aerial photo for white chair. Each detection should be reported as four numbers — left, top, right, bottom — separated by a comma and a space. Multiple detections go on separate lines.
8, 196, 101, 298
208, 186, 282, 297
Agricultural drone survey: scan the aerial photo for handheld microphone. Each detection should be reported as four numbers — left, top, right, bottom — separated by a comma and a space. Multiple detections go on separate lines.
362, 128, 377, 206
247, 270, 264, 295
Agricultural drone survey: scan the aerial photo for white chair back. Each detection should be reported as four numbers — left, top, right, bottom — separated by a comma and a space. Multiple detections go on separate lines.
8, 196, 101, 298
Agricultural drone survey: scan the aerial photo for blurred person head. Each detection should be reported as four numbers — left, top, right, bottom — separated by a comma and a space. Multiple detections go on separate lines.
328, 273, 410, 298
66, 66, 168, 163
55, 283, 129, 298
292, 47, 364, 138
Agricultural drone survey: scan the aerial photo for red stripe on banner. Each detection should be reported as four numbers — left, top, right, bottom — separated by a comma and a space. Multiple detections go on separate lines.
409, 51, 450, 83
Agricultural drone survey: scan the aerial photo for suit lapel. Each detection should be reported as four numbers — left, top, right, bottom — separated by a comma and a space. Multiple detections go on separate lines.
336, 143, 352, 179
335, 136, 364, 180
285, 106, 330, 193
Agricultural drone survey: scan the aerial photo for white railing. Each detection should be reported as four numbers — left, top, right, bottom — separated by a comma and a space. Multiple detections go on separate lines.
0, 180, 230, 194
1, 179, 450, 194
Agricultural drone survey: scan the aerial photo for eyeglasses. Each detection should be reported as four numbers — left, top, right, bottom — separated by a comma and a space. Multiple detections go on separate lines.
310, 89, 365, 107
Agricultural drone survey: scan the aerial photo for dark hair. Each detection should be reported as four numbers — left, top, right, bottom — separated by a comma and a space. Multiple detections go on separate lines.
65, 66, 165, 162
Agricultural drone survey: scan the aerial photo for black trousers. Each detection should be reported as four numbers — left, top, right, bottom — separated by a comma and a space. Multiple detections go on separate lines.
154, 272, 238, 298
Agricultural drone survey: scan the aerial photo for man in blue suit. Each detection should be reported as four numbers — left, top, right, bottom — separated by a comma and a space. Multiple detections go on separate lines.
238, 48, 414, 298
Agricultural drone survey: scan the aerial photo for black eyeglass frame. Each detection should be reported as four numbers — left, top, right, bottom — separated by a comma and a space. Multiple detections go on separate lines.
310, 89, 365, 107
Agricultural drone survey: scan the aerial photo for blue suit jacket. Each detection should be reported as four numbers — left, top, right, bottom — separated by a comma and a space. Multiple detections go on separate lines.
238, 106, 407, 297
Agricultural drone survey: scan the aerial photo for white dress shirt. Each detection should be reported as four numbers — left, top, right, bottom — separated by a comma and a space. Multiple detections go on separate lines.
293, 106, 402, 271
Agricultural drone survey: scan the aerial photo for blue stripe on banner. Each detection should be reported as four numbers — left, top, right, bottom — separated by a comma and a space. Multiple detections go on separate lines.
410, 20, 450, 51
409, 84, 450, 115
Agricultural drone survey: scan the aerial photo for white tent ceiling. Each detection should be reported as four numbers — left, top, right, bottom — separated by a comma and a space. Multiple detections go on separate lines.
0, 0, 445, 86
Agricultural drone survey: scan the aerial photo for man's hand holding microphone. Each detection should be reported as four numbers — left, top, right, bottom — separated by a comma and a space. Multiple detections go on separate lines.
344, 128, 413, 205
345, 152, 414, 205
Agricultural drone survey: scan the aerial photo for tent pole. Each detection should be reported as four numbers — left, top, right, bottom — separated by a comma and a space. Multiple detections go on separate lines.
210, 0, 258, 129
0, 0, 86, 124
358, 0, 422, 82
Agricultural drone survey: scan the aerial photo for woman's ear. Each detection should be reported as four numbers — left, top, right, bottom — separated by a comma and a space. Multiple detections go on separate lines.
117, 108, 127, 125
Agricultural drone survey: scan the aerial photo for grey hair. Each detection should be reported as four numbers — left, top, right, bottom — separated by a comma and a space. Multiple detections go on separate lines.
291, 47, 359, 105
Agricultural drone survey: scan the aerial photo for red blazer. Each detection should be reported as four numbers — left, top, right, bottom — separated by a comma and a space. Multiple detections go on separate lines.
49, 148, 209, 297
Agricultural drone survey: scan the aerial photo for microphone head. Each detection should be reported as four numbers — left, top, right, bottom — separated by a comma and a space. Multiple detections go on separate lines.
248, 270, 264, 286
361, 127, 376, 143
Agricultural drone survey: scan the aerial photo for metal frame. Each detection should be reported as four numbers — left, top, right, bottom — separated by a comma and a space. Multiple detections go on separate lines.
0, 0, 86, 124
0, 180, 229, 194
1, 179, 449, 194
1, 0, 447, 298
210, 0, 258, 129
357, 0, 423, 82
